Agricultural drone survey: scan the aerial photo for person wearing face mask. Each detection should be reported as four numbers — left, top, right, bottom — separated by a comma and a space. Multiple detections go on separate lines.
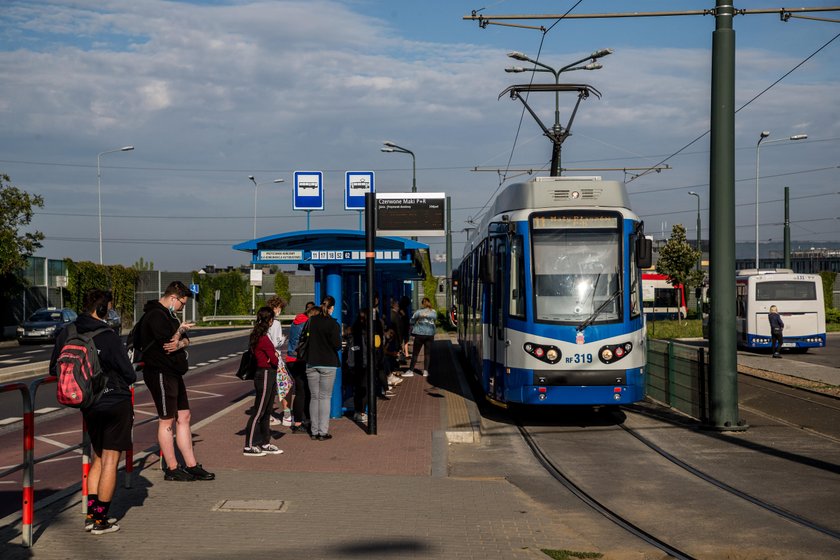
139, 281, 214, 482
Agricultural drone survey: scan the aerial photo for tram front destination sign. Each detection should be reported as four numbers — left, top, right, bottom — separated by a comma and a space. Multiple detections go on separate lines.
375, 193, 446, 237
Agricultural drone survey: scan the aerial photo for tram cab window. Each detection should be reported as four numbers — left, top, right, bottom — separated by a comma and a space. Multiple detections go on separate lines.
533, 230, 621, 323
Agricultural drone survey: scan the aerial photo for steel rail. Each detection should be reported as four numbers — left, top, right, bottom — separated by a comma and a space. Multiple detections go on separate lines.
617, 421, 840, 541
517, 423, 698, 560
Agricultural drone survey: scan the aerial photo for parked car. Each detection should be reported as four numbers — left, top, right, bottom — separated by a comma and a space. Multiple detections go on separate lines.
105, 308, 122, 334
17, 307, 78, 344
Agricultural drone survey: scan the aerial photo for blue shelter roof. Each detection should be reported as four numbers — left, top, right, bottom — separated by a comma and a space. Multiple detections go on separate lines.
232, 229, 430, 280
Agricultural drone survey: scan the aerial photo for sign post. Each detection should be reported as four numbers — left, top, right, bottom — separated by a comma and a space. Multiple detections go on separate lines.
293, 171, 324, 230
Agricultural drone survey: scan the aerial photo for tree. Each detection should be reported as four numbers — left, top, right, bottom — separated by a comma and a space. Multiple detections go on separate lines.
0, 174, 44, 298
132, 257, 155, 271
655, 224, 704, 320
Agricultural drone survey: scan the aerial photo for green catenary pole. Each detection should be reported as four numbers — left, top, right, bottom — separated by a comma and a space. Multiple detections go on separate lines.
708, 0, 746, 431
784, 187, 791, 269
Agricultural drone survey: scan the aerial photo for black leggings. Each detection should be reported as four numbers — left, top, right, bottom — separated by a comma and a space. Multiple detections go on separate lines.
244, 369, 275, 448
409, 335, 434, 373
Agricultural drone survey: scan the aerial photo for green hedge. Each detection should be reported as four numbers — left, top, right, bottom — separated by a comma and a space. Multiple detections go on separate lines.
64, 260, 139, 323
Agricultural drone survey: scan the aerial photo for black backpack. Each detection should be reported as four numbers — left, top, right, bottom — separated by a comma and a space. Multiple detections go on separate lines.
236, 349, 257, 380
55, 325, 111, 408
126, 314, 155, 371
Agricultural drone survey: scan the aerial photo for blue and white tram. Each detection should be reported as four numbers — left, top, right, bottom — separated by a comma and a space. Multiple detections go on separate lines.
454, 176, 652, 407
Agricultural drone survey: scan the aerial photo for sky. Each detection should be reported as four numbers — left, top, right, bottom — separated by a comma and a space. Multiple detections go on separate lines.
1, 0, 838, 271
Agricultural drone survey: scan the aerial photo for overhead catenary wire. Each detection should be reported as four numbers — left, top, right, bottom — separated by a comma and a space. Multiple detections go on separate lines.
470, 0, 585, 223
628, 30, 840, 183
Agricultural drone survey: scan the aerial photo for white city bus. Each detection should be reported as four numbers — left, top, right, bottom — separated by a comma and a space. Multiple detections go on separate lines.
735, 269, 826, 352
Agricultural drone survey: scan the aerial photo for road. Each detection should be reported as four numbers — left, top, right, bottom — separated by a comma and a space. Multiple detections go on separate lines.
0, 333, 253, 521
0, 330, 248, 425
677, 331, 840, 369
0, 328, 240, 368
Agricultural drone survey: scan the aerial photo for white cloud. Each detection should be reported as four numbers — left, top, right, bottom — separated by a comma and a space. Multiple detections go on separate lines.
1, 0, 838, 269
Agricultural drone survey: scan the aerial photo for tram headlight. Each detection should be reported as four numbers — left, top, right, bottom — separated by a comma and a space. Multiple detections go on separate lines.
598, 342, 633, 364
524, 343, 562, 364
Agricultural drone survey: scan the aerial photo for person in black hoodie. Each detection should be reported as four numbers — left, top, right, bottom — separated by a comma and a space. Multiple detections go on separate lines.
139, 281, 214, 482
305, 296, 342, 440
49, 289, 135, 535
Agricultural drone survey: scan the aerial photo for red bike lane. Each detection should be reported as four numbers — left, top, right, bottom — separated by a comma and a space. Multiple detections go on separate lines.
0, 358, 253, 522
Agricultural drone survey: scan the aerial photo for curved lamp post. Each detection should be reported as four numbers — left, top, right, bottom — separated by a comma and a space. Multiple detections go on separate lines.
248, 175, 285, 239
755, 132, 807, 268
381, 141, 419, 309
381, 141, 416, 193
247, 175, 284, 313
97, 146, 134, 264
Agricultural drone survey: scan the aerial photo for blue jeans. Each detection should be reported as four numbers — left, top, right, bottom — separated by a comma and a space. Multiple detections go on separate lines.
306, 366, 337, 436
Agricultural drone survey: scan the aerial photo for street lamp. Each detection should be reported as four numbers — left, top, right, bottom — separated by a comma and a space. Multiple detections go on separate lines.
688, 191, 702, 317
381, 141, 420, 309
248, 175, 285, 239
506, 48, 612, 176
754, 132, 807, 268
381, 141, 416, 193
247, 175, 284, 313
97, 146, 134, 264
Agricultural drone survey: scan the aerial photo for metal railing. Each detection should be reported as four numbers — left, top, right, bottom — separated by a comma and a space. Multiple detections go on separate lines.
0, 377, 159, 547
202, 314, 295, 323
646, 339, 710, 423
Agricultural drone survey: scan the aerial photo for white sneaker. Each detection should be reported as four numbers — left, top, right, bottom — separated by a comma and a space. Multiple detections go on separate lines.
422, 370, 429, 378
387, 375, 403, 387
401, 370, 415, 377
353, 412, 368, 423
269, 416, 282, 425
281, 415, 293, 427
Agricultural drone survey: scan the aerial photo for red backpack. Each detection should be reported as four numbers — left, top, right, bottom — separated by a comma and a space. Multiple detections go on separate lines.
55, 324, 111, 408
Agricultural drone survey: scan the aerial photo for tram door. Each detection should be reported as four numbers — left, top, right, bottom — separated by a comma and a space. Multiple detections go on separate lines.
490, 235, 507, 402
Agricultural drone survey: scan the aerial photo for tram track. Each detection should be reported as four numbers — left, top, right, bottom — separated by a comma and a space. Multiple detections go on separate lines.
515, 403, 840, 559
615, 419, 840, 542
517, 422, 698, 560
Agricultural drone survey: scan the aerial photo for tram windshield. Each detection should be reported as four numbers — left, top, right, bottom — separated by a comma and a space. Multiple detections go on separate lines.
532, 230, 621, 323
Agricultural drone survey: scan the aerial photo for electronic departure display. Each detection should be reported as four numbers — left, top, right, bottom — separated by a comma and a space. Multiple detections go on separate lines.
376, 193, 446, 237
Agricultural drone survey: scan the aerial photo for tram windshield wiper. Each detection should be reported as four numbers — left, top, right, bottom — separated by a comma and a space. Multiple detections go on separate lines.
577, 288, 622, 332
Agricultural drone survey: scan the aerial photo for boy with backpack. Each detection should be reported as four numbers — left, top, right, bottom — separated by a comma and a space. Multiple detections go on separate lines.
49, 289, 136, 535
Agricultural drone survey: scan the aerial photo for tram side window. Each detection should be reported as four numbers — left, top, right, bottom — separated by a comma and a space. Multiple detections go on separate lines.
509, 235, 525, 319
629, 234, 641, 318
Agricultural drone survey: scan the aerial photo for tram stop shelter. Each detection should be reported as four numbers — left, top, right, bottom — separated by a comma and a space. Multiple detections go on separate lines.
233, 229, 431, 418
